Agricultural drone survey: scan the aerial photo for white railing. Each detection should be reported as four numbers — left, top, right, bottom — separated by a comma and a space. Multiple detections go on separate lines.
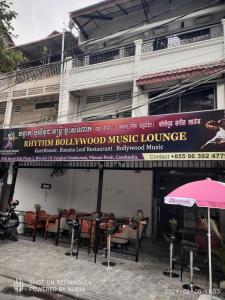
142, 24, 223, 54
72, 44, 135, 69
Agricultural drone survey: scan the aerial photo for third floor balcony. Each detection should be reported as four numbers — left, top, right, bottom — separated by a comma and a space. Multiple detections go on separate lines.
69, 23, 224, 90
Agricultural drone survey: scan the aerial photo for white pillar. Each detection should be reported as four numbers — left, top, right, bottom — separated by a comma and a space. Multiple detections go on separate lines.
3, 77, 14, 128
3, 100, 13, 128
221, 19, 225, 58
132, 39, 148, 117
57, 58, 72, 124
216, 82, 225, 109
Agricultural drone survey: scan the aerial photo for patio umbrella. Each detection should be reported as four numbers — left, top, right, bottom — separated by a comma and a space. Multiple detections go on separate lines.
164, 178, 225, 300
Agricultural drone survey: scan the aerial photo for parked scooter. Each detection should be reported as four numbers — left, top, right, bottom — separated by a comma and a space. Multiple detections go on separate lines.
0, 200, 20, 241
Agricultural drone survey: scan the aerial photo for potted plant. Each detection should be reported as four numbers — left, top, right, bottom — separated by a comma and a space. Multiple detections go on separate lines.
169, 218, 177, 236
57, 208, 63, 215
34, 204, 41, 212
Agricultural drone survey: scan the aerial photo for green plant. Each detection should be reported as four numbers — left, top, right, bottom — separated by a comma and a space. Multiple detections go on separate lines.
169, 218, 177, 235
0, 1, 27, 72
169, 218, 177, 226
57, 208, 63, 215
34, 204, 41, 212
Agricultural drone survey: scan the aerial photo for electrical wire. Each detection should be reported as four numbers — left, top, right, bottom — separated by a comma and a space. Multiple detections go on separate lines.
10, 0, 195, 68
9, 67, 224, 125
0, 0, 219, 82
3, 49, 225, 125
1, 38, 224, 126
0, 0, 223, 125
91, 68, 225, 119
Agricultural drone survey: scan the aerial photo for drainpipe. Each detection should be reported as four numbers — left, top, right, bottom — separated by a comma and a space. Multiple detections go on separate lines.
8, 162, 19, 203
222, 19, 225, 59
58, 28, 66, 122
96, 162, 104, 214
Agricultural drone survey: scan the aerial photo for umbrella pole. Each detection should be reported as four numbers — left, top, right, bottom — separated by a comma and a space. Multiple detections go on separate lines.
208, 207, 212, 296
197, 208, 220, 300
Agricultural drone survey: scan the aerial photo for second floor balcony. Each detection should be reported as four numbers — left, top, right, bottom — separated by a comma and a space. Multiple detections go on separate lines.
69, 23, 224, 90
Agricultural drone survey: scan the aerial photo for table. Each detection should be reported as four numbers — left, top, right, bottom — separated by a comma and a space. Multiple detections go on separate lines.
78, 215, 108, 263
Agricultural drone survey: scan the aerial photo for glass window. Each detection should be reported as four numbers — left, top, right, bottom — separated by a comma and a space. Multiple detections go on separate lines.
180, 87, 215, 112
149, 94, 179, 115
149, 85, 215, 115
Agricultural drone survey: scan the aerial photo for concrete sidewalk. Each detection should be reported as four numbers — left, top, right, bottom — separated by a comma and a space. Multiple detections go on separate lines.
0, 237, 223, 300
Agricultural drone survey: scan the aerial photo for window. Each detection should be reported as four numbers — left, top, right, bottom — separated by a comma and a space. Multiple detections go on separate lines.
87, 90, 132, 104
35, 101, 58, 110
0, 103, 6, 114
149, 86, 215, 115
179, 28, 210, 45
116, 111, 132, 118
12, 104, 22, 113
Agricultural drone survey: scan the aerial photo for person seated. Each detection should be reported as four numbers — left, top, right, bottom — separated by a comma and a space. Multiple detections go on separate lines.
129, 209, 144, 229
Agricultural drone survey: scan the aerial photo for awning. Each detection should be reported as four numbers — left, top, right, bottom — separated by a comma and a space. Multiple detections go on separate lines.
136, 60, 225, 86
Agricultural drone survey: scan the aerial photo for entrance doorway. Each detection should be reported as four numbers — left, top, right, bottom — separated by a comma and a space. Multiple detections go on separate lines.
152, 169, 219, 238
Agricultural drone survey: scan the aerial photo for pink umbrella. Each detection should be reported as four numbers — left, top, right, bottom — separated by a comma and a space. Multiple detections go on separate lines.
164, 178, 225, 300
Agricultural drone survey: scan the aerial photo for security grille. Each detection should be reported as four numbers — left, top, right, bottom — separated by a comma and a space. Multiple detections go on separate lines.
87, 90, 131, 104
12, 104, 22, 113
35, 100, 58, 110
0, 103, 6, 114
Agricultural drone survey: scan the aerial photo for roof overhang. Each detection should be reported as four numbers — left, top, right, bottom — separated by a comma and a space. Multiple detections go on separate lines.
70, 0, 152, 41
12, 32, 78, 61
136, 60, 225, 87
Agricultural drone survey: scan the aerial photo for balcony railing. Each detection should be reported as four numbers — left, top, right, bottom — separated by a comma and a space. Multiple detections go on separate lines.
16, 62, 61, 83
142, 24, 223, 54
0, 62, 61, 89
72, 44, 135, 68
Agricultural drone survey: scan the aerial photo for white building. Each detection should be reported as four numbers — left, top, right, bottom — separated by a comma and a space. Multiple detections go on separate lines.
2, 0, 225, 236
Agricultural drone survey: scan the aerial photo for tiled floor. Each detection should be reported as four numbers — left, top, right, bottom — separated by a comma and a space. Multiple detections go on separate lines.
0, 236, 224, 300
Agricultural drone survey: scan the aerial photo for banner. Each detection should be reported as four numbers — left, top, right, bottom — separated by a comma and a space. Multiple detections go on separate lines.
0, 109, 225, 161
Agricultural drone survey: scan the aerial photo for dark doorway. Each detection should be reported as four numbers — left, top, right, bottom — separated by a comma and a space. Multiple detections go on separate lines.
152, 169, 219, 238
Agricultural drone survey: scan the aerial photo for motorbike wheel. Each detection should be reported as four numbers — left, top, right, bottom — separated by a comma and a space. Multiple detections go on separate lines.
7, 228, 19, 241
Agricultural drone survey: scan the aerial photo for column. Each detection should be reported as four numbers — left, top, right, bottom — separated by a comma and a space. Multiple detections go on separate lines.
84, 55, 90, 66
3, 76, 14, 128
217, 82, 225, 109
221, 19, 225, 58
132, 39, 149, 117
57, 57, 72, 124
3, 100, 13, 128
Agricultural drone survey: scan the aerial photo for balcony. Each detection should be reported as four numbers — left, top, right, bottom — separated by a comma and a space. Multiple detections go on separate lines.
141, 24, 223, 54
72, 44, 135, 68
10, 96, 58, 126
0, 63, 61, 102
16, 62, 61, 83
140, 24, 224, 75
68, 23, 224, 91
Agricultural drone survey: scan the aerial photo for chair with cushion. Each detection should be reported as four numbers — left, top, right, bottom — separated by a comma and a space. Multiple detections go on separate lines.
45, 215, 70, 242
212, 246, 225, 287
24, 211, 44, 241
142, 217, 149, 240
61, 209, 69, 216
37, 210, 48, 226
111, 225, 130, 247
180, 240, 201, 291
78, 218, 96, 252
129, 220, 147, 248
68, 209, 76, 217
163, 231, 179, 278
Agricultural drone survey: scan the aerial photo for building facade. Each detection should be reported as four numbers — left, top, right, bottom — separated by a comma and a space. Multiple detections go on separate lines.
1, 0, 225, 236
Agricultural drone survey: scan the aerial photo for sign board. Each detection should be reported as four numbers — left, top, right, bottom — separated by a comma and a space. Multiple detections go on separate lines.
0, 109, 225, 161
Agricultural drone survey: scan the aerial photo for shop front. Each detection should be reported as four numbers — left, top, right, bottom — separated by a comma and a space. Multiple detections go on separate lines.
0, 108, 225, 240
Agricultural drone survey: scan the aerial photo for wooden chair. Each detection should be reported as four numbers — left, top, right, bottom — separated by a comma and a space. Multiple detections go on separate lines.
24, 211, 44, 241
68, 209, 76, 217
111, 225, 130, 246
129, 221, 147, 248
45, 215, 70, 241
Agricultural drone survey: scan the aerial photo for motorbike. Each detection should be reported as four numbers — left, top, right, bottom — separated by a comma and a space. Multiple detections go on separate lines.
0, 200, 20, 241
